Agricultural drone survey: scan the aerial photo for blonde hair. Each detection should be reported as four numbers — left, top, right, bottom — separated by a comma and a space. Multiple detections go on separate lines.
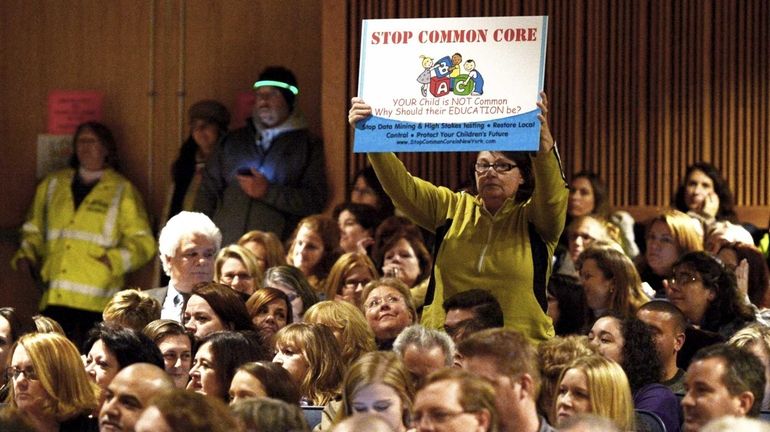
102, 289, 161, 331
32, 315, 65, 335
537, 336, 597, 423
237, 230, 287, 272
304, 301, 376, 366
556, 355, 634, 431
322, 252, 379, 304
6, 333, 99, 420
647, 209, 704, 254
274, 323, 344, 405
337, 351, 414, 426
213, 244, 263, 290
729, 323, 770, 356
576, 246, 649, 317
360, 277, 418, 325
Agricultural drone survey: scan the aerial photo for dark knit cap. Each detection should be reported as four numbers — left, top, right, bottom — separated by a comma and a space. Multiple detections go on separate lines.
256, 66, 299, 110
188, 100, 231, 131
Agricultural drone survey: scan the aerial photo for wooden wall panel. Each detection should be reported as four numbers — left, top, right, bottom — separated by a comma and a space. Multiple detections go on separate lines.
327, 0, 770, 226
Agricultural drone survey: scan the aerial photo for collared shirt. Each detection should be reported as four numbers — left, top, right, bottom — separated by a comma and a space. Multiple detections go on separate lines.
160, 282, 186, 323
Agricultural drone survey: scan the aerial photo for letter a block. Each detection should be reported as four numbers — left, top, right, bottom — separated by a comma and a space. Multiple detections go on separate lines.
430, 77, 451, 97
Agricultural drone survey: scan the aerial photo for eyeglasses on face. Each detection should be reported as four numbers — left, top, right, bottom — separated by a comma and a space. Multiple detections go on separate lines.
667, 272, 701, 286
474, 162, 517, 174
411, 409, 473, 426
365, 294, 404, 310
221, 272, 253, 283
6, 366, 38, 381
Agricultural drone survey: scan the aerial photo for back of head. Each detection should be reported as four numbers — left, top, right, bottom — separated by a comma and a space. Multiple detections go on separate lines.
547, 275, 589, 335
231, 397, 309, 432
147, 389, 236, 432
692, 343, 766, 417
237, 230, 287, 269
264, 265, 320, 315
457, 328, 539, 390
442, 288, 504, 332
103, 289, 161, 331
701, 415, 770, 432
0, 407, 36, 432
237, 361, 301, 405
31, 315, 65, 335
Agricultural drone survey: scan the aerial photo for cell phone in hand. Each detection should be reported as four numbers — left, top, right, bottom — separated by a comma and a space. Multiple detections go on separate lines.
237, 167, 254, 176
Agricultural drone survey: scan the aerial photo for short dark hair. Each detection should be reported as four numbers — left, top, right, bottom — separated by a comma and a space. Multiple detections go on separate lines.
442, 289, 504, 329
0, 307, 35, 343
83, 322, 164, 369
332, 201, 382, 232
691, 343, 766, 417
69, 121, 120, 170
638, 300, 688, 333
547, 274, 589, 335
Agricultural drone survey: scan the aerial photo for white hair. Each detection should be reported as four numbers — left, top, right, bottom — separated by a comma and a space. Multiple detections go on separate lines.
701, 416, 770, 432
158, 211, 222, 275
393, 324, 455, 366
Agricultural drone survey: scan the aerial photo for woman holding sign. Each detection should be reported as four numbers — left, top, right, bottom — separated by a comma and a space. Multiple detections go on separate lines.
348, 92, 567, 342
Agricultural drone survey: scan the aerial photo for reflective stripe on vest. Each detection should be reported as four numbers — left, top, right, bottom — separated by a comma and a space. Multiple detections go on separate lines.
50, 279, 113, 299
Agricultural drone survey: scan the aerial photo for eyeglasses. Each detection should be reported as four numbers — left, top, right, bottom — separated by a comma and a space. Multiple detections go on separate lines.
221, 273, 252, 283
667, 273, 701, 286
411, 409, 472, 426
474, 162, 517, 174
5, 366, 38, 381
365, 294, 403, 310
344, 278, 371, 290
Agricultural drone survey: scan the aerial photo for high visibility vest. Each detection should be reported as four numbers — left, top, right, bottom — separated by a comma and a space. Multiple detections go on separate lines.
12, 169, 156, 313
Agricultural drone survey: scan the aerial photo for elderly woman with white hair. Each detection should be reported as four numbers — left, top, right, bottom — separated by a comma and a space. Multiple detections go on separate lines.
145, 211, 222, 322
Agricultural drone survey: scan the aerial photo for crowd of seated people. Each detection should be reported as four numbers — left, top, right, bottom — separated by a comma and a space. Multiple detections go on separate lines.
5, 76, 770, 432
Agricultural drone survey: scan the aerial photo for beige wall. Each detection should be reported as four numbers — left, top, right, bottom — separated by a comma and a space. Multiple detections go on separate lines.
0, 0, 326, 316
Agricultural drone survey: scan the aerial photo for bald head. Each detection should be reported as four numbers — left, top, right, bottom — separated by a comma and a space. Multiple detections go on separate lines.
100, 363, 175, 432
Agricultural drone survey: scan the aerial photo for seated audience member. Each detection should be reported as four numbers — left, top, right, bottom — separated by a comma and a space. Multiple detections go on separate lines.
230, 397, 310, 432
637, 209, 703, 296
83, 323, 164, 396
637, 300, 688, 393
673, 161, 738, 224
588, 315, 681, 431
335, 351, 415, 432
286, 214, 342, 290
6, 332, 99, 431
554, 355, 634, 431
666, 251, 755, 338
349, 165, 395, 221
303, 300, 376, 367
716, 242, 770, 310
565, 171, 638, 259
31, 314, 65, 335
273, 323, 345, 406
576, 245, 649, 320
229, 361, 301, 405
701, 415, 770, 432
147, 211, 222, 322
238, 229, 287, 273
333, 202, 381, 254
546, 274, 590, 336
213, 244, 262, 297
412, 368, 499, 432
557, 215, 622, 277
0, 307, 35, 399
102, 288, 161, 331
183, 282, 255, 340
264, 265, 320, 323
361, 278, 418, 350
246, 287, 292, 347
393, 324, 454, 387
322, 252, 379, 306
187, 330, 266, 402
728, 324, 770, 410
134, 389, 236, 432
165, 99, 230, 223
142, 319, 193, 389
537, 335, 597, 424
332, 413, 396, 432
682, 344, 766, 432
0, 408, 36, 432
458, 328, 556, 432
558, 414, 621, 432
98, 363, 174, 432
374, 231, 432, 308
442, 288, 504, 343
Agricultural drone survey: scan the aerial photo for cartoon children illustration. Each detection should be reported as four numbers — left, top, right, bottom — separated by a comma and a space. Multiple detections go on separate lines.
463, 59, 484, 95
449, 52, 463, 78
417, 55, 435, 97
